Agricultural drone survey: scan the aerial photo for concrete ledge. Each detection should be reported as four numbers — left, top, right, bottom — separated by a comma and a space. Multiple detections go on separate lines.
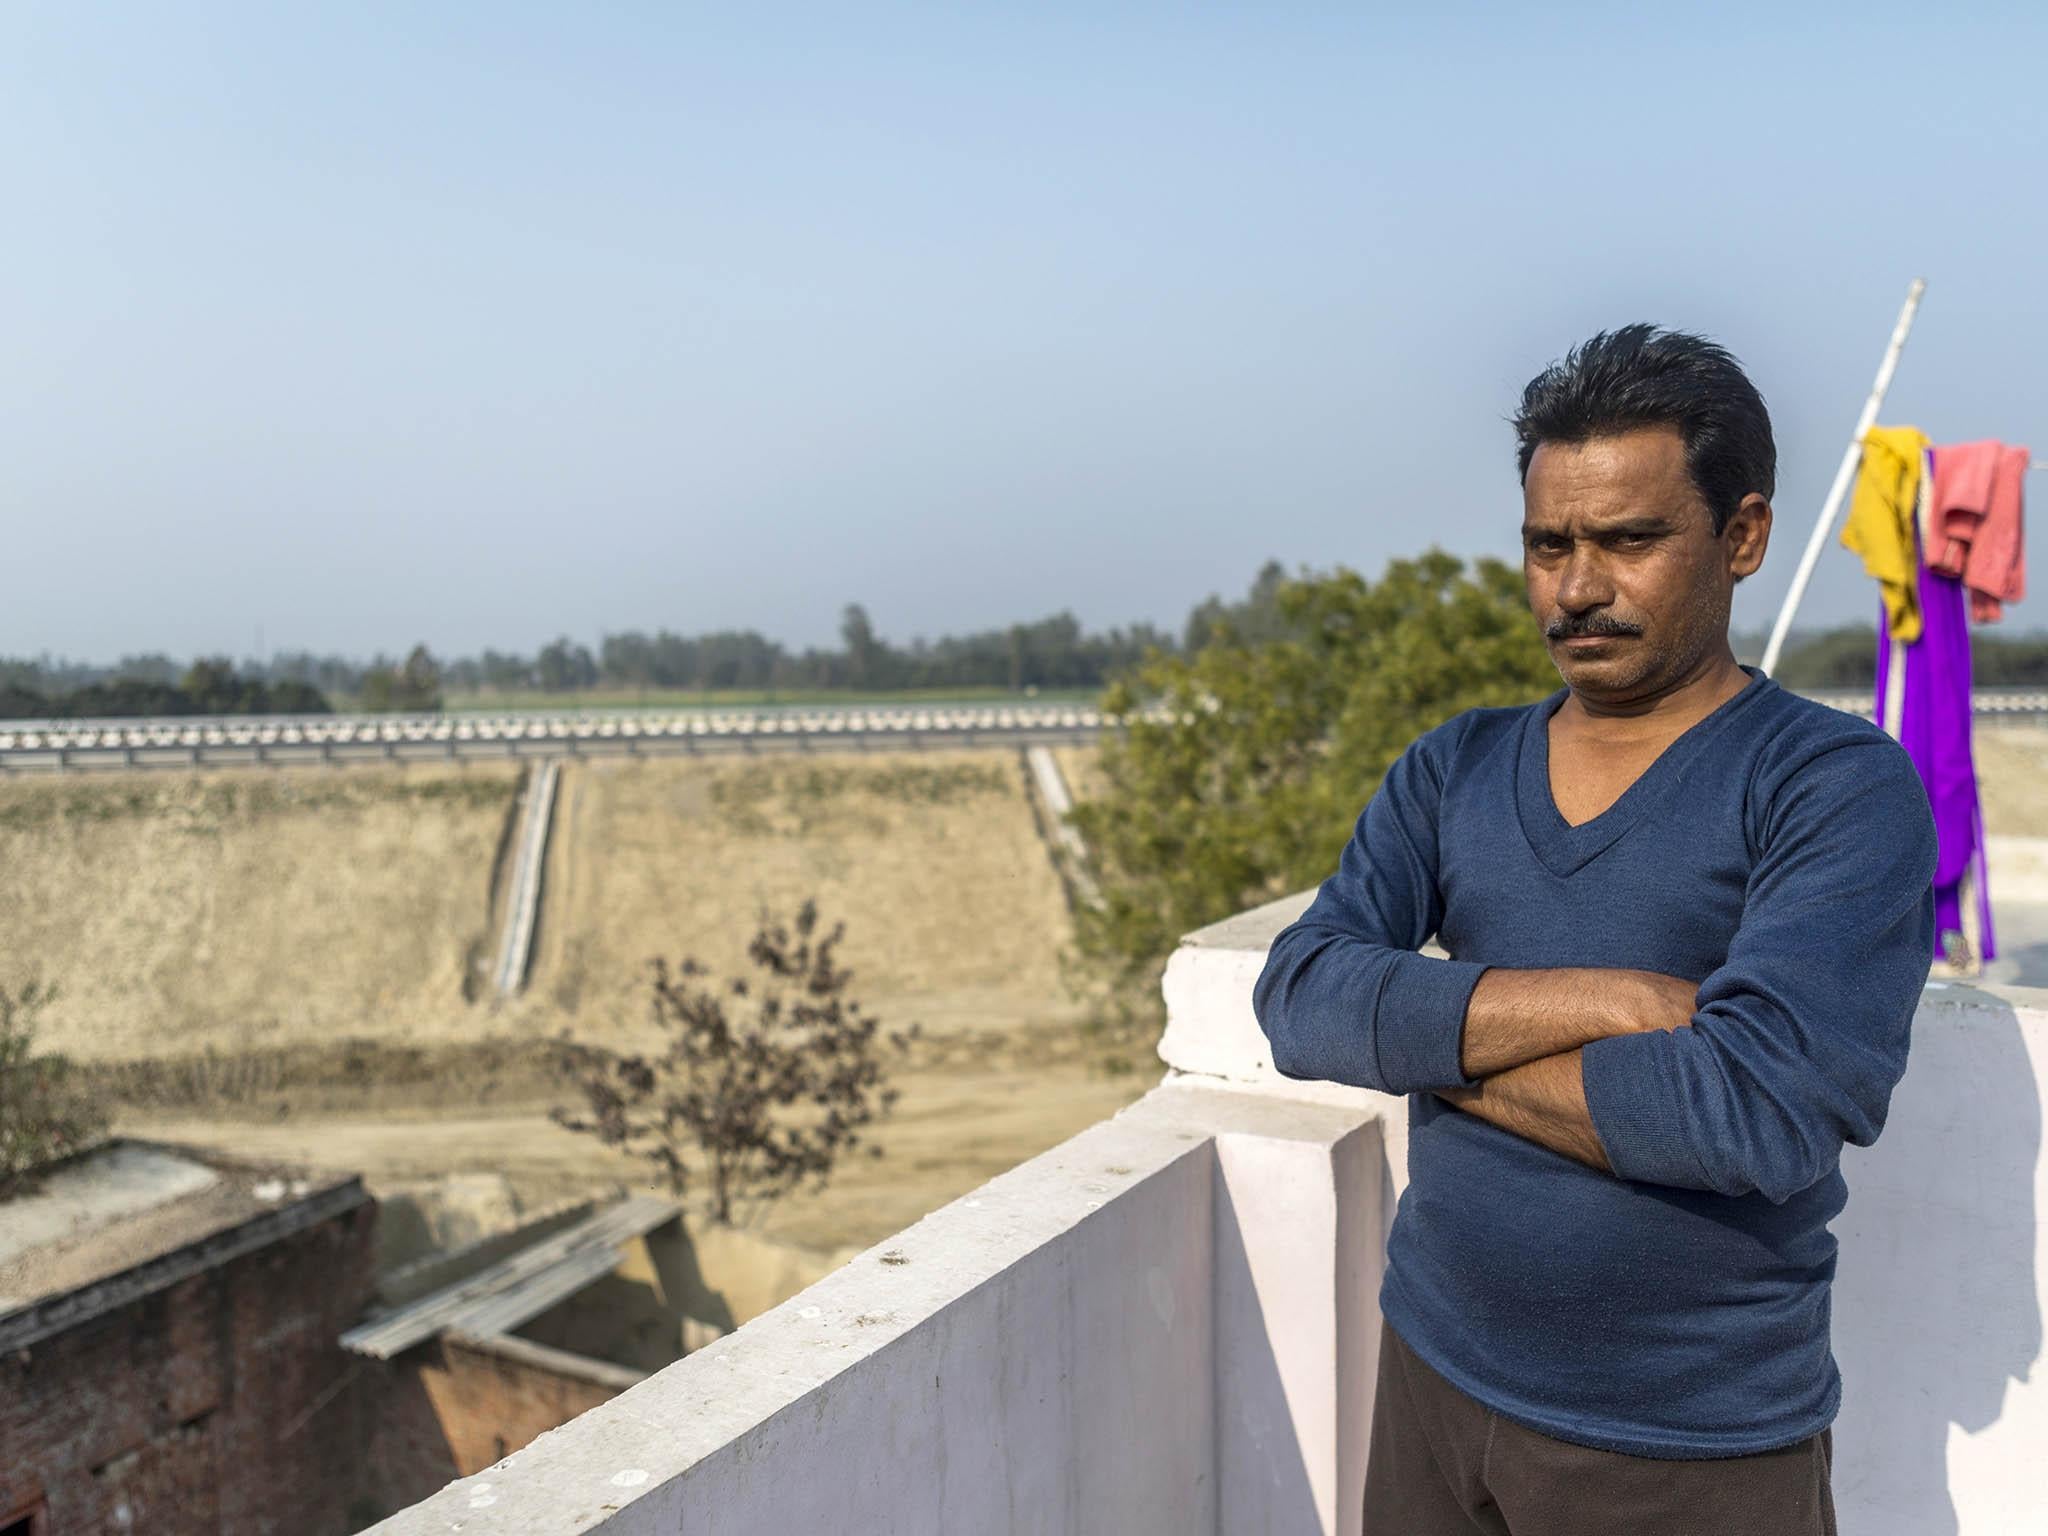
367, 1081, 1377, 1535
1157, 891, 1317, 1095
1159, 890, 1417, 1115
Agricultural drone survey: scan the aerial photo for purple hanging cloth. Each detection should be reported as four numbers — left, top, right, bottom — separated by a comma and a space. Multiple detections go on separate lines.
1872, 447, 1996, 963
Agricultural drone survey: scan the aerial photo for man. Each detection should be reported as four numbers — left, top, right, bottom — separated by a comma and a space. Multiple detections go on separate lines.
1253, 326, 1936, 1535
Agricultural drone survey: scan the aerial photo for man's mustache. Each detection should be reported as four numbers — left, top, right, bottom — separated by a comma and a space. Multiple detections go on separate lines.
1544, 613, 1645, 641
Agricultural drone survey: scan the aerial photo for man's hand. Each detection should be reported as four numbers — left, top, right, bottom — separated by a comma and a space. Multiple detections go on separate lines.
1458, 967, 1697, 1080
1438, 1049, 1611, 1171
1442, 967, 1697, 1174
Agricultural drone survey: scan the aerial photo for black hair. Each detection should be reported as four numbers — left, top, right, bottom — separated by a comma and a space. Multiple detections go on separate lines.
1512, 325, 1775, 535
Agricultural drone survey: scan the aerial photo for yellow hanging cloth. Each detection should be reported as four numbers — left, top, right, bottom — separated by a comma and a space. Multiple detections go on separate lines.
1840, 425, 1931, 643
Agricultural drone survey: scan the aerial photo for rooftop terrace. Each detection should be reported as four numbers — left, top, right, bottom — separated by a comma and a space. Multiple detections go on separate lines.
347, 887, 2048, 1535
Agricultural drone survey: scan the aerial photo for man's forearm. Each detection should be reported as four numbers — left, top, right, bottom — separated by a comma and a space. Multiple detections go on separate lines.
1458, 967, 1696, 1079
1437, 1049, 1610, 1172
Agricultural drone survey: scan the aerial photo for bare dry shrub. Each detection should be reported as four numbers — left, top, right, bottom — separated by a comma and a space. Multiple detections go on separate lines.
553, 901, 917, 1224
1, 982, 107, 1197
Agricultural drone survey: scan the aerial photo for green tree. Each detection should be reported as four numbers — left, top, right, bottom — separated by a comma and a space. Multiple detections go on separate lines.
266, 679, 333, 714
1, 982, 106, 1198
1069, 551, 1556, 987
398, 644, 443, 710
360, 643, 443, 712
179, 656, 247, 713
1772, 626, 1878, 689
1975, 631, 2048, 685
601, 631, 658, 692
840, 603, 889, 690
536, 636, 599, 692
1182, 558, 1295, 653
1767, 624, 2048, 690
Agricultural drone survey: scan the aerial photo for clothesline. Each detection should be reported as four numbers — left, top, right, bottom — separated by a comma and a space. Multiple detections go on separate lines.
1758, 281, 2023, 975
1844, 432, 2024, 973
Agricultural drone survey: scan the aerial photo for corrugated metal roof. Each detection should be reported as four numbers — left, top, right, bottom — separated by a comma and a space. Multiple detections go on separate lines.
446, 1243, 622, 1340
341, 1193, 678, 1359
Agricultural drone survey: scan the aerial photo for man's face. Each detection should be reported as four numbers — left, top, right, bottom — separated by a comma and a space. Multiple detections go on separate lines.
1521, 425, 1769, 706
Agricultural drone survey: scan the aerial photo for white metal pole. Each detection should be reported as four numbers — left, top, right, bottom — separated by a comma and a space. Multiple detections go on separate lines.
1759, 277, 1927, 677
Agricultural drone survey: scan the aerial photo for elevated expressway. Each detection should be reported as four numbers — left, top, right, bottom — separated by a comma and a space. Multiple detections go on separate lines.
0, 702, 1112, 773
2, 690, 2044, 774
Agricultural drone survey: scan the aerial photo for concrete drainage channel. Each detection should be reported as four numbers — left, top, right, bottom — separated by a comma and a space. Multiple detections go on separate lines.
493, 758, 562, 998
1024, 745, 1097, 906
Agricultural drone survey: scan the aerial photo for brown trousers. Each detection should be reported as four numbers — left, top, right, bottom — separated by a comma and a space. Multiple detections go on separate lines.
1363, 1326, 1836, 1536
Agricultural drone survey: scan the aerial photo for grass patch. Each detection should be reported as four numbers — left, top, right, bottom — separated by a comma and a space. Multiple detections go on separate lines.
81, 1017, 1133, 1123
708, 759, 1014, 836
84, 1037, 569, 1118
0, 769, 513, 832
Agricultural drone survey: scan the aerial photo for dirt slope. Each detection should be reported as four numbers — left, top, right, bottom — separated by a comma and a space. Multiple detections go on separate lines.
0, 765, 519, 1061
522, 750, 1080, 1049
1, 747, 1087, 1063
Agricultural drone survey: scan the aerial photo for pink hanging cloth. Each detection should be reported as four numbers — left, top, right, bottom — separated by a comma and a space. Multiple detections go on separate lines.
1928, 439, 2029, 621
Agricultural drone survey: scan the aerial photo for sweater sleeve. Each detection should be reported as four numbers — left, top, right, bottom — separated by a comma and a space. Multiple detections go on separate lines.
1251, 732, 1488, 1095
1582, 740, 1936, 1203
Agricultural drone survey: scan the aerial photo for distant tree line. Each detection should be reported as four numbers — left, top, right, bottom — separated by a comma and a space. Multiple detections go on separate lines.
1745, 626, 2048, 690
1, 578, 1251, 716
12, 565, 2043, 719
0, 657, 332, 721
472, 604, 1182, 697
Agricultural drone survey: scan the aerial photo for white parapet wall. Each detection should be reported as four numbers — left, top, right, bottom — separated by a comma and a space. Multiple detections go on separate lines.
1830, 979, 2047, 1532
368, 1077, 1391, 1535
1162, 897, 2048, 1536
372, 896, 2048, 1536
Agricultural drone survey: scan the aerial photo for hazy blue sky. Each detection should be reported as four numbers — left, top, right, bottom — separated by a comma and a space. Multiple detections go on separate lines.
5, 2, 2045, 662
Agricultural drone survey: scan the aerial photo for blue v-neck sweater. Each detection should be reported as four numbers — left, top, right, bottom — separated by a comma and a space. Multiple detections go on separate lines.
1253, 672, 1936, 1458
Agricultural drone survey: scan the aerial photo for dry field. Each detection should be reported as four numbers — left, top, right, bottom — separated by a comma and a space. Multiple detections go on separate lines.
1, 749, 1145, 1302
525, 751, 1082, 1048
0, 765, 521, 1061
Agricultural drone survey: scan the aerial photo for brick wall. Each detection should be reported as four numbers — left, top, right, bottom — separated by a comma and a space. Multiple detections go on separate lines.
0, 1198, 379, 1536
354, 1333, 639, 1519
1, 1192, 641, 1534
